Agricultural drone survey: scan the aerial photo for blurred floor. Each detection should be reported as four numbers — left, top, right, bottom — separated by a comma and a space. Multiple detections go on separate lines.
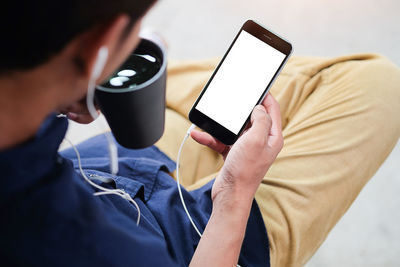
66, 0, 400, 266
143, 0, 400, 65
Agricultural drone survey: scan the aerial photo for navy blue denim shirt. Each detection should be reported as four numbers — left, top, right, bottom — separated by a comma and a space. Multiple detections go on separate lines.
0, 114, 270, 266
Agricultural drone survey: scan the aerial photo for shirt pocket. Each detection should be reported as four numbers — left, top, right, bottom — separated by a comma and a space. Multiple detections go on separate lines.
83, 169, 145, 200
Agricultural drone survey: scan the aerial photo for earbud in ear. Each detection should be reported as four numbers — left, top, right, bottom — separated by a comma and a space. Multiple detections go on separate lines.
91, 46, 109, 81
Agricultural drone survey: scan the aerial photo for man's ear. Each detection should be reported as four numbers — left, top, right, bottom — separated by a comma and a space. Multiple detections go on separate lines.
73, 15, 131, 82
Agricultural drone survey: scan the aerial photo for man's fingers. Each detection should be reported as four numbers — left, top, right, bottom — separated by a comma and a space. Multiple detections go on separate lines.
262, 94, 282, 135
190, 130, 228, 156
262, 94, 283, 152
191, 95, 283, 157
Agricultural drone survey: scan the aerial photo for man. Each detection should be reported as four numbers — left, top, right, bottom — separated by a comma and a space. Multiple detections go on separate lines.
1, 1, 399, 266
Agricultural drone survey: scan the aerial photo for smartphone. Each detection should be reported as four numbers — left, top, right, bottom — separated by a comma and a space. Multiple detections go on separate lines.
189, 20, 292, 145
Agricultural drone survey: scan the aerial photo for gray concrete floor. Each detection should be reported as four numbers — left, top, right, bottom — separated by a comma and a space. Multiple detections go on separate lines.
65, 0, 400, 266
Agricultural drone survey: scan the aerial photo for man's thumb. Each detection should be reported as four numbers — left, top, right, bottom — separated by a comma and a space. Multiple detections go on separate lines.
250, 105, 271, 134
251, 105, 267, 121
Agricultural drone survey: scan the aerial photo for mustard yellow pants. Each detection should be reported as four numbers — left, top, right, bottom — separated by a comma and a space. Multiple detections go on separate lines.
155, 54, 400, 266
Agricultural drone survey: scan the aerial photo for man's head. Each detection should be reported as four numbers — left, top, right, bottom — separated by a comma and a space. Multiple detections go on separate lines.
1, 1, 156, 74
0, 1, 157, 149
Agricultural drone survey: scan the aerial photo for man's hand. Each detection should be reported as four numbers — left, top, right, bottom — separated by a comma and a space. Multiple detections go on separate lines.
189, 93, 283, 267
191, 93, 283, 205
58, 97, 100, 124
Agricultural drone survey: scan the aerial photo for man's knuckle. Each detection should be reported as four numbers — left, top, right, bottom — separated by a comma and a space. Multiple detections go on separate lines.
254, 136, 267, 148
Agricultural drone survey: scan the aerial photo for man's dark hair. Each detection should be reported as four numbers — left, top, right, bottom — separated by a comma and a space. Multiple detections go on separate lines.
0, 1, 157, 73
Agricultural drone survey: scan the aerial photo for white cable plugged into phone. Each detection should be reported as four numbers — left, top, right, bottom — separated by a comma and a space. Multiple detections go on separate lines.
176, 124, 203, 238
177, 124, 241, 267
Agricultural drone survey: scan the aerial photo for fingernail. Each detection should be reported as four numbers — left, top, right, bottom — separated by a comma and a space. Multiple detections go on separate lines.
255, 105, 266, 113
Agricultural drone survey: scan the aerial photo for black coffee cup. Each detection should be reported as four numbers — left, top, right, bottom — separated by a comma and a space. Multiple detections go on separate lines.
95, 38, 167, 149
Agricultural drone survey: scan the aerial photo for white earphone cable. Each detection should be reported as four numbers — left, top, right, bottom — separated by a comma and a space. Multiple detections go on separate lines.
61, 47, 141, 225
177, 124, 242, 267
86, 78, 119, 176
176, 124, 203, 238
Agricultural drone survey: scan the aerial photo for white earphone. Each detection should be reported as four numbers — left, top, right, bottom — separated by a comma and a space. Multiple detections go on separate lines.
91, 46, 109, 81
86, 45, 108, 120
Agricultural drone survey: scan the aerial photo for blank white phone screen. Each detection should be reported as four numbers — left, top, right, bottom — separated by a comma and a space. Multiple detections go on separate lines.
195, 30, 286, 134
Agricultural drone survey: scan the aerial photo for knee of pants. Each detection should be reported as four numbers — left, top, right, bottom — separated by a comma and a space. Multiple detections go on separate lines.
325, 55, 400, 138
338, 55, 400, 108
